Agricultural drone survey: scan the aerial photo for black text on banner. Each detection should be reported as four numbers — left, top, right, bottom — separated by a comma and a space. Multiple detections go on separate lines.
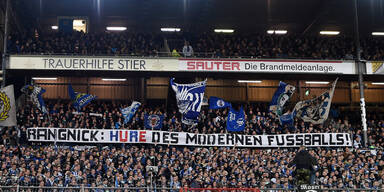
27, 128, 352, 148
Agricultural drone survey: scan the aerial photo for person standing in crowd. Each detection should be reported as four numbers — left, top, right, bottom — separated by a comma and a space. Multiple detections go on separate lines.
172, 48, 181, 57
288, 146, 318, 185
182, 41, 193, 57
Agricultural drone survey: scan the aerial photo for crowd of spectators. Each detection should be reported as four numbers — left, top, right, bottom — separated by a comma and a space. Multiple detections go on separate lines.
0, 100, 383, 190
7, 30, 384, 60
0, 142, 383, 190
7, 31, 163, 56
171, 33, 384, 60
10, 100, 384, 148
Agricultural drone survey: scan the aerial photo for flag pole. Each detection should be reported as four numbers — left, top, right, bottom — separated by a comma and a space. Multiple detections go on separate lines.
47, 112, 52, 126
1, 0, 10, 88
353, 0, 368, 147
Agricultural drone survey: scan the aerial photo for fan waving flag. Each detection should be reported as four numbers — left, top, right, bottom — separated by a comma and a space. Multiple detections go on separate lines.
21, 85, 48, 114
294, 78, 338, 124
0, 85, 17, 126
144, 114, 164, 129
170, 78, 207, 125
209, 96, 231, 109
269, 81, 295, 117
121, 101, 141, 124
227, 106, 245, 132
68, 84, 96, 111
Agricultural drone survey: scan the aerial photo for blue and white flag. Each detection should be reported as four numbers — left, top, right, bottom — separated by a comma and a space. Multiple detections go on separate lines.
68, 84, 97, 111
269, 81, 295, 117
294, 78, 338, 124
21, 85, 48, 114
144, 114, 164, 129
279, 110, 296, 127
121, 101, 141, 124
209, 96, 231, 109
227, 106, 245, 132
170, 78, 207, 125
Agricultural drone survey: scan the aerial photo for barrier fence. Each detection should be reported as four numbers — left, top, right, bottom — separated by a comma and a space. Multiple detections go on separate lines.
0, 186, 382, 192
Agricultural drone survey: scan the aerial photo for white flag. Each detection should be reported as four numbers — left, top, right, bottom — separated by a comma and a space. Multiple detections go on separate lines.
294, 78, 338, 124
0, 85, 17, 126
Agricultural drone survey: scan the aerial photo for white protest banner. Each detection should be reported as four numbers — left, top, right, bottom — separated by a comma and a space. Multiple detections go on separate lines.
27, 128, 352, 147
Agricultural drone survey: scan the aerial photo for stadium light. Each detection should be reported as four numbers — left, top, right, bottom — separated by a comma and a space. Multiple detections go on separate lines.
267, 30, 287, 35
106, 27, 127, 31
102, 78, 127, 81
32, 77, 57, 80
305, 81, 329, 84
237, 80, 262, 83
275, 30, 287, 34
372, 32, 384, 36
161, 28, 181, 32
214, 29, 234, 33
51, 26, 58, 30
320, 31, 340, 35
371, 82, 384, 85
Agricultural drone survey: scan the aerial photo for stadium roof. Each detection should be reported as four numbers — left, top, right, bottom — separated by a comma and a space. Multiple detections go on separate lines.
15, 0, 384, 35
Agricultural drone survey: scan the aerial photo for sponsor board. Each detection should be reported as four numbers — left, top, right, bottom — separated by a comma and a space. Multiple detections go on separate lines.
9, 56, 362, 75
8, 56, 178, 71
179, 59, 355, 74
27, 128, 352, 147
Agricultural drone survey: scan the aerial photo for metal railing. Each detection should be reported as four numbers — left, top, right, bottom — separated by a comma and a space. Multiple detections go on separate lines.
0, 186, 381, 192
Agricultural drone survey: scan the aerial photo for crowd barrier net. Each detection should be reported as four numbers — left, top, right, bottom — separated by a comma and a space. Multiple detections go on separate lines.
178, 188, 260, 192
0, 186, 382, 192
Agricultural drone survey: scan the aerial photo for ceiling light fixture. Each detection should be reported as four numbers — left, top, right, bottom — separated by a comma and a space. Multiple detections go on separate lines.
305, 81, 329, 84
161, 28, 181, 32
275, 30, 288, 34
214, 29, 234, 33
237, 80, 262, 83
267, 30, 287, 35
320, 31, 340, 35
32, 77, 58, 80
101, 78, 127, 81
106, 27, 127, 31
372, 32, 384, 36
371, 82, 384, 85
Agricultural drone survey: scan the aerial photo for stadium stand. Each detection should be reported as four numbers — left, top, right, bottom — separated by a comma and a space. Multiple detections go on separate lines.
8, 31, 384, 60
7, 31, 163, 56
0, 144, 382, 190
3, 30, 384, 190
0, 101, 382, 190
2, 0, 384, 191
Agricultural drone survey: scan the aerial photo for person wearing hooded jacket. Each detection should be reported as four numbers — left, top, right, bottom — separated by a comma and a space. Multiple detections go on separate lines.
288, 146, 318, 185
